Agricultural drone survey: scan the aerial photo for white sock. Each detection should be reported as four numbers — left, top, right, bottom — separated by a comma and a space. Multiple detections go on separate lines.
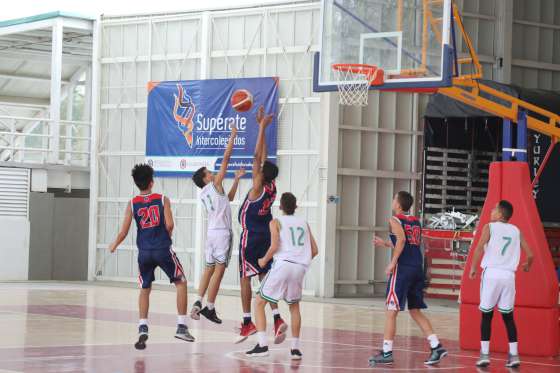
177, 315, 187, 326
195, 295, 202, 303
427, 334, 440, 349
258, 331, 268, 347
481, 341, 490, 354
383, 340, 393, 353
272, 308, 280, 316
243, 312, 252, 319
291, 338, 300, 350
139, 319, 148, 326
509, 342, 518, 355
207, 302, 215, 310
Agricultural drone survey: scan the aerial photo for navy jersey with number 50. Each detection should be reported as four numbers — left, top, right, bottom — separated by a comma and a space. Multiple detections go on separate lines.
131, 193, 172, 251
389, 214, 423, 267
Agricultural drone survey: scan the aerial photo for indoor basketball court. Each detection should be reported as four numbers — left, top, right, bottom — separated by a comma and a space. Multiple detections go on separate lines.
0, 0, 559, 372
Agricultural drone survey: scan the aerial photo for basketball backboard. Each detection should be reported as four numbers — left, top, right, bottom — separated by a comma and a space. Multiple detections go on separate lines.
314, 0, 454, 92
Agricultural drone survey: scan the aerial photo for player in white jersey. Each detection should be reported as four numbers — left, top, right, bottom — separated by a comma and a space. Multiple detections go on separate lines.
246, 192, 319, 360
191, 126, 245, 324
468, 200, 533, 368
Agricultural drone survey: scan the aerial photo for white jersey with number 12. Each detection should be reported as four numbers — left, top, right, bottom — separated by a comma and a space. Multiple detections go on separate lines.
275, 215, 312, 267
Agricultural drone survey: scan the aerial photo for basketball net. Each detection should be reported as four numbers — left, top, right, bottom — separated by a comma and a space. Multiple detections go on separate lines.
332, 64, 384, 106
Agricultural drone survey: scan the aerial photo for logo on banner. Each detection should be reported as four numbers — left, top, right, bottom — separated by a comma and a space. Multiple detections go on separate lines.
180, 159, 187, 169
173, 84, 197, 148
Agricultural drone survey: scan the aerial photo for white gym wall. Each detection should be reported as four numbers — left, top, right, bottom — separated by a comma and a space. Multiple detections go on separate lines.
90, 0, 560, 297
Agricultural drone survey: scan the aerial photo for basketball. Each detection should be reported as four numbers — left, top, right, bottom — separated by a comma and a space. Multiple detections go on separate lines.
230, 89, 253, 112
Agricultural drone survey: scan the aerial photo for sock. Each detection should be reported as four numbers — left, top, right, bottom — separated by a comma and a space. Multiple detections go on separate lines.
272, 308, 280, 321
382, 340, 393, 353
139, 319, 148, 326
509, 342, 518, 356
243, 312, 252, 325
257, 331, 268, 347
177, 315, 187, 326
427, 334, 440, 349
481, 341, 490, 354
291, 338, 300, 350
207, 302, 215, 310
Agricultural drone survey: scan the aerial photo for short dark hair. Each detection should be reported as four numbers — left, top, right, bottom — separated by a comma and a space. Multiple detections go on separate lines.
132, 164, 154, 191
280, 192, 297, 215
498, 200, 514, 221
192, 167, 208, 189
262, 160, 279, 183
396, 191, 414, 212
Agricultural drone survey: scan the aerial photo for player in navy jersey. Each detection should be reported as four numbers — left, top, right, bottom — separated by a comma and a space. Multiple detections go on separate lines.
236, 106, 286, 343
369, 191, 447, 366
108, 164, 194, 350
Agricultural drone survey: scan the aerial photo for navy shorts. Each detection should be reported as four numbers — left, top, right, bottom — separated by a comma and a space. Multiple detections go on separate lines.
385, 264, 427, 311
239, 230, 272, 278
138, 248, 186, 289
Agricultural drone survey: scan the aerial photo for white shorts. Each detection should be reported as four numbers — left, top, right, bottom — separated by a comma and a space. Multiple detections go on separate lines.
258, 260, 307, 304
205, 229, 232, 267
479, 267, 516, 314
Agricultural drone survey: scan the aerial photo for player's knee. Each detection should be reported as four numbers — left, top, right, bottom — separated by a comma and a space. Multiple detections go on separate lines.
501, 311, 514, 323
255, 295, 267, 307
386, 309, 399, 318
174, 280, 187, 289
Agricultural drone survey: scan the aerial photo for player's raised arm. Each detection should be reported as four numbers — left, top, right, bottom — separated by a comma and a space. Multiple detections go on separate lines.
520, 233, 534, 272
386, 218, 405, 275
215, 126, 238, 188
468, 224, 491, 279
228, 168, 245, 202
163, 196, 174, 236
109, 203, 133, 253
308, 224, 319, 259
258, 219, 281, 268
254, 106, 274, 165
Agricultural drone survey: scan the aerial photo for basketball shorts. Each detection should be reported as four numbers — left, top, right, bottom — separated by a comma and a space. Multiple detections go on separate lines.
239, 230, 272, 278
385, 264, 427, 311
479, 267, 516, 314
205, 229, 233, 267
258, 260, 307, 304
137, 248, 186, 289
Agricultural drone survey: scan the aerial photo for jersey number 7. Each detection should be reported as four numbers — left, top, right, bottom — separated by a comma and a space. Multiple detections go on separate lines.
501, 236, 512, 256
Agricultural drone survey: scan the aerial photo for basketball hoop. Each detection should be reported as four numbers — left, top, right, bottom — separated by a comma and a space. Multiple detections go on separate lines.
332, 63, 384, 106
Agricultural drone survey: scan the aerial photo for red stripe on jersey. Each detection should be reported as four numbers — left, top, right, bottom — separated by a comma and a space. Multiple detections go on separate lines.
132, 193, 162, 204
395, 214, 418, 222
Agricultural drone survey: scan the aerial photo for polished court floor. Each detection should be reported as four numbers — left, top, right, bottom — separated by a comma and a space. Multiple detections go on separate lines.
0, 282, 558, 372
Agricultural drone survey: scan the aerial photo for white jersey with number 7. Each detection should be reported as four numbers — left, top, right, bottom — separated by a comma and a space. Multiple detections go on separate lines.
275, 215, 312, 267
480, 222, 521, 272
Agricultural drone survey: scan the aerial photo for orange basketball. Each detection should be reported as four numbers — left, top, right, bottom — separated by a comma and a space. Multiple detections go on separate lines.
230, 89, 253, 112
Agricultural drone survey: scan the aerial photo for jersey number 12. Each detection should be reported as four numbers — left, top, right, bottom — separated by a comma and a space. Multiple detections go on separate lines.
289, 227, 305, 247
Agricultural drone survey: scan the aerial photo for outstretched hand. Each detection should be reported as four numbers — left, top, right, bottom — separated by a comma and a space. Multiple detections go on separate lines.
235, 168, 246, 180
372, 236, 388, 248
468, 267, 476, 279
256, 105, 274, 128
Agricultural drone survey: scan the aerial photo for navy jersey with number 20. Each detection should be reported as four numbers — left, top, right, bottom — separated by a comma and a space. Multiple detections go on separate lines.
389, 214, 423, 267
131, 193, 172, 251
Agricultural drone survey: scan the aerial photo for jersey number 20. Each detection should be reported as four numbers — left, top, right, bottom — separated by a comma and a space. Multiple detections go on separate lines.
138, 205, 160, 229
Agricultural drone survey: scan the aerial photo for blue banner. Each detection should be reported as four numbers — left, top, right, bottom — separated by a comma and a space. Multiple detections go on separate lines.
145, 77, 278, 177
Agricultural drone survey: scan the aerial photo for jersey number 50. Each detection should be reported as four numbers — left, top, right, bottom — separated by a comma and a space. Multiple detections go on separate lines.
138, 205, 160, 229
404, 225, 421, 245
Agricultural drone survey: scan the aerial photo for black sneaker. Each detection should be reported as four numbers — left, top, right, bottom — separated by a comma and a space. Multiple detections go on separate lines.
174, 324, 195, 342
505, 354, 520, 368
199, 307, 222, 324
424, 344, 448, 365
134, 324, 149, 350
291, 349, 303, 360
369, 351, 393, 366
246, 344, 269, 357
190, 301, 202, 320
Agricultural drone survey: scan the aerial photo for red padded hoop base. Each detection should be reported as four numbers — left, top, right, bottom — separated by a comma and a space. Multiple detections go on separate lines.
459, 161, 559, 357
